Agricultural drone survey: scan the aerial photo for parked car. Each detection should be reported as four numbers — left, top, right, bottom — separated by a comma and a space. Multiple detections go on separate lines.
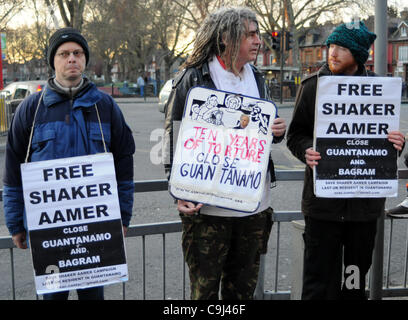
158, 79, 173, 114
0, 80, 46, 115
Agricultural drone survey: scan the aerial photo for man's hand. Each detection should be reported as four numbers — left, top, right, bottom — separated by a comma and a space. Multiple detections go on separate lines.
122, 226, 128, 237
305, 147, 321, 169
12, 231, 27, 249
271, 118, 286, 137
387, 130, 405, 151
177, 200, 203, 216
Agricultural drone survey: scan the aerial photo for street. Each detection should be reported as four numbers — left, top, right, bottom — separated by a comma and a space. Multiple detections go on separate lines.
1, 100, 408, 226
1, 99, 408, 299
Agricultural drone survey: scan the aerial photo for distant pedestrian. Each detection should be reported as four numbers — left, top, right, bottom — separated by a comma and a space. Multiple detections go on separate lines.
137, 75, 145, 100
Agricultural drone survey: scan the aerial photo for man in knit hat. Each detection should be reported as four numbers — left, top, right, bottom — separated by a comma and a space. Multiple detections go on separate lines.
286, 20, 405, 299
2, 28, 135, 300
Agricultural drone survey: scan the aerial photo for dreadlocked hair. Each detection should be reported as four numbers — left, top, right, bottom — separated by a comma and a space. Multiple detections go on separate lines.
182, 7, 258, 75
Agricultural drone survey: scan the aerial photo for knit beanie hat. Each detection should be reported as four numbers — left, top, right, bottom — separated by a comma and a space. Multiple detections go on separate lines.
47, 27, 90, 70
325, 21, 377, 66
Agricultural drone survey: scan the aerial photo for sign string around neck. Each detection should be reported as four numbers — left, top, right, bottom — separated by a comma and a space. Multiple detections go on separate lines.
25, 90, 108, 164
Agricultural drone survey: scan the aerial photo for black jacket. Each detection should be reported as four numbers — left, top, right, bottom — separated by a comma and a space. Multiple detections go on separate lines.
287, 63, 386, 222
164, 59, 283, 184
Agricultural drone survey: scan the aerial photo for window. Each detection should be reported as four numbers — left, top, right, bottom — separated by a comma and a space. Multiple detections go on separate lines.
13, 88, 28, 99
399, 46, 408, 62
306, 34, 313, 46
322, 48, 327, 61
257, 53, 263, 66
402, 27, 407, 38
367, 47, 374, 61
305, 53, 312, 64
270, 54, 277, 65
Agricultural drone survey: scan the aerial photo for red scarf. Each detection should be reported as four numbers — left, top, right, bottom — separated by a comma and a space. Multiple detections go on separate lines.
216, 55, 227, 70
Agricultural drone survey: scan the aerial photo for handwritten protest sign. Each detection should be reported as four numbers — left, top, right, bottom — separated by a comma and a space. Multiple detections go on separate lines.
314, 76, 401, 198
169, 87, 277, 212
21, 153, 128, 294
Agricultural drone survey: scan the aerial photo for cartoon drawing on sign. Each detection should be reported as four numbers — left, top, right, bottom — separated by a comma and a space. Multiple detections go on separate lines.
190, 91, 270, 133
224, 94, 241, 111
191, 94, 219, 121
205, 109, 225, 125
250, 103, 269, 134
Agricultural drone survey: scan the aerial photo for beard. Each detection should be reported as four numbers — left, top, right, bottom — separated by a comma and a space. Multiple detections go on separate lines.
328, 57, 358, 75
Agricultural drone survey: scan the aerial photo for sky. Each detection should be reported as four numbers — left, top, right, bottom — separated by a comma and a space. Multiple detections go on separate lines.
316, 0, 408, 26
7, 0, 408, 29
7, 2, 58, 29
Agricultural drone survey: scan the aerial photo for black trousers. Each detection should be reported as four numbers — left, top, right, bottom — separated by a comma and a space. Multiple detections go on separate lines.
301, 216, 377, 300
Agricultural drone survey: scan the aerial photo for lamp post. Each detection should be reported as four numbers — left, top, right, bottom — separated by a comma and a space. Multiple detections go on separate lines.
369, 0, 388, 301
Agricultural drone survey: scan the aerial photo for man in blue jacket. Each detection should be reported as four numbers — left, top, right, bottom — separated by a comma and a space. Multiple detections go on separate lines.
3, 28, 135, 300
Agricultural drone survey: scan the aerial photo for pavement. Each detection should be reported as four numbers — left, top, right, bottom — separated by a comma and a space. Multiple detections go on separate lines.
0, 134, 6, 152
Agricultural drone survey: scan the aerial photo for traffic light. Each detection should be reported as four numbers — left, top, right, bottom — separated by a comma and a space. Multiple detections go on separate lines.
285, 31, 294, 51
271, 31, 281, 51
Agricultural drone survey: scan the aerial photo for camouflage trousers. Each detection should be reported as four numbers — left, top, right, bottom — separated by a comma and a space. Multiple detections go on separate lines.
180, 208, 273, 300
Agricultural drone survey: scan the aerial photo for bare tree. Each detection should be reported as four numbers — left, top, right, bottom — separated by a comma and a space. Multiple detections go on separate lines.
245, 0, 369, 68
4, 1, 55, 80
153, 0, 245, 80
173, 0, 240, 30
84, 0, 122, 82
0, 0, 25, 29
31, 0, 56, 76
44, 0, 86, 30
121, 0, 156, 81
145, 0, 194, 80
6, 25, 43, 79
84, 0, 152, 82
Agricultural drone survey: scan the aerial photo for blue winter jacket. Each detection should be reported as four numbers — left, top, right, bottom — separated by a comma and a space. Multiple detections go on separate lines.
3, 78, 135, 235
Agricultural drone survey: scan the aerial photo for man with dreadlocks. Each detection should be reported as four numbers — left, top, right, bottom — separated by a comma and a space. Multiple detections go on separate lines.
164, 7, 286, 300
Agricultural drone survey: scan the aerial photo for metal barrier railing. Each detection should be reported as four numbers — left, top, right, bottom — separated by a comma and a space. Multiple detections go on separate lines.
1, 169, 408, 299
0, 97, 9, 135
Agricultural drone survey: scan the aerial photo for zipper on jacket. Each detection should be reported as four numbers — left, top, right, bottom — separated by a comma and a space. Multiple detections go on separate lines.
69, 96, 75, 156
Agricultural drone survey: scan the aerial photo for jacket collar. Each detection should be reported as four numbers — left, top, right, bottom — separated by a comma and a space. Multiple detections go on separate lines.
43, 76, 102, 109
200, 58, 266, 99
201, 61, 211, 78
202, 58, 263, 77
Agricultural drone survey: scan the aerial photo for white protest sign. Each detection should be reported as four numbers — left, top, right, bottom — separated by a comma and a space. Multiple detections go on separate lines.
314, 76, 401, 198
21, 153, 128, 294
169, 87, 277, 212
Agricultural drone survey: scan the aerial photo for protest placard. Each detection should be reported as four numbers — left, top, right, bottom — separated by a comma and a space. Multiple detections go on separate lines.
21, 153, 128, 294
169, 87, 277, 212
314, 76, 401, 198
